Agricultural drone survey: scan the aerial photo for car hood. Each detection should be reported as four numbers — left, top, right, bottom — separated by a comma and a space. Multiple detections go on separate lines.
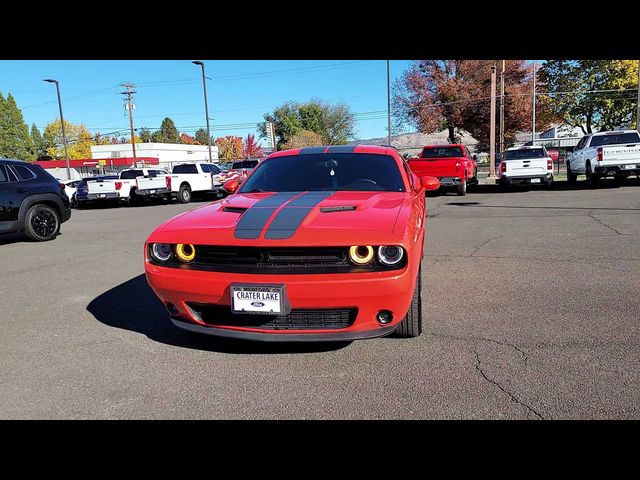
153, 191, 409, 245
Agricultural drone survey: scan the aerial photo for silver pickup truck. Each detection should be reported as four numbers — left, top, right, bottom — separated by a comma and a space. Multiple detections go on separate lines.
567, 130, 640, 187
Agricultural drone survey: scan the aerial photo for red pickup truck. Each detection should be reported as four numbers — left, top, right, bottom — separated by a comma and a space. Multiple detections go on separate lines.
408, 144, 478, 196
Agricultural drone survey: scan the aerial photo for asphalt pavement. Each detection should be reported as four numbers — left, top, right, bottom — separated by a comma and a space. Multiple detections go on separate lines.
1, 179, 639, 419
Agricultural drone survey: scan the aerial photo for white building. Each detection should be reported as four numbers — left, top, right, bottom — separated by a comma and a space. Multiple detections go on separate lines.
91, 143, 219, 169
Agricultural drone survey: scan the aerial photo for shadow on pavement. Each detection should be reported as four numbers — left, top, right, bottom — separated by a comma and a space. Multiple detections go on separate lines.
86, 274, 351, 354
0, 232, 26, 246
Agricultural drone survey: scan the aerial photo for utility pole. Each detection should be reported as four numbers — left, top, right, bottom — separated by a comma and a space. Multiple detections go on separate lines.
636, 60, 640, 132
490, 66, 497, 177
499, 60, 505, 157
532, 60, 537, 142
387, 60, 392, 146
120, 83, 137, 162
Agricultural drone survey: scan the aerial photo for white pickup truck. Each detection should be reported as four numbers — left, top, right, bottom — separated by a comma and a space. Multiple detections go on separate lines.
497, 146, 554, 188
166, 162, 222, 203
567, 130, 640, 187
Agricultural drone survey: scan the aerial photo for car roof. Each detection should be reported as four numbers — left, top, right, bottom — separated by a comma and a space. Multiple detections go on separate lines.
505, 145, 544, 151
591, 129, 639, 136
268, 145, 397, 159
0, 158, 29, 164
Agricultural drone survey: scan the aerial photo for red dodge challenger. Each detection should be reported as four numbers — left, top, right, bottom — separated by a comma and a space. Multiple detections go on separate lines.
144, 145, 440, 341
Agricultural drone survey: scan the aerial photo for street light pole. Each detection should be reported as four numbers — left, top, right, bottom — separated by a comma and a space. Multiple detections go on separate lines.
387, 60, 392, 147
44, 79, 70, 179
192, 61, 213, 162
499, 60, 505, 158
490, 66, 497, 178
636, 60, 640, 132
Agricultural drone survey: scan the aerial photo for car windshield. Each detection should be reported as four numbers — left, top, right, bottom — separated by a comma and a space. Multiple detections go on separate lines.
503, 148, 545, 160
590, 132, 640, 147
232, 160, 259, 169
420, 147, 463, 158
238, 153, 405, 193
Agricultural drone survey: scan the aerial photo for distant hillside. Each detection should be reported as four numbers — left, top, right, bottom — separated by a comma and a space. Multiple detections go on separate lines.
351, 129, 479, 155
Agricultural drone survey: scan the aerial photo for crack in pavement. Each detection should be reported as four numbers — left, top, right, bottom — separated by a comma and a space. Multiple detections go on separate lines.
474, 351, 545, 420
470, 236, 500, 257
430, 332, 529, 366
588, 212, 624, 235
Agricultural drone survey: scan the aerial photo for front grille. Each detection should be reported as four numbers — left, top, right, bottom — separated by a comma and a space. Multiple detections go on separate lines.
187, 303, 357, 330
167, 246, 405, 274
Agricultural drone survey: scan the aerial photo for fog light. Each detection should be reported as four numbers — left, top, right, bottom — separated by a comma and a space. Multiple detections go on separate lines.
377, 310, 393, 324
166, 302, 179, 316
175, 243, 196, 262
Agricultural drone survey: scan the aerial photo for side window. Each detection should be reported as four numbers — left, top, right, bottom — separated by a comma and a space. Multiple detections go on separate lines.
0, 165, 8, 183
12, 164, 37, 181
200, 164, 210, 173
401, 160, 414, 189
465, 147, 471, 158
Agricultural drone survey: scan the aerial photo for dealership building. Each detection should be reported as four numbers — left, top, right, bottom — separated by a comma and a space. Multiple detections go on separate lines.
90, 142, 219, 169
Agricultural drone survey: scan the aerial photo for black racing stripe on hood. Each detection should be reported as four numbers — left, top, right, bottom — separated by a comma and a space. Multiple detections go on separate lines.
264, 191, 335, 239
234, 192, 301, 239
325, 145, 355, 153
299, 147, 326, 155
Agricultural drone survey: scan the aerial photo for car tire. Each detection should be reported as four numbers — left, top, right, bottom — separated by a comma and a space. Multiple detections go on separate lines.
567, 162, 577, 185
543, 176, 554, 189
178, 185, 192, 204
70, 194, 78, 208
586, 162, 599, 188
394, 267, 422, 338
613, 175, 625, 186
24, 204, 60, 242
456, 177, 467, 196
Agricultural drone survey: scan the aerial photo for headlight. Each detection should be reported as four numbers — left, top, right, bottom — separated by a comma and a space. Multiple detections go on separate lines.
349, 245, 374, 265
175, 243, 196, 263
150, 243, 172, 262
378, 246, 404, 266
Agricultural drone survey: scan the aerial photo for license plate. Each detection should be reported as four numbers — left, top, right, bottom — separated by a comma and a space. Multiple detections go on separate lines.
150, 189, 156, 194
100, 193, 106, 198
231, 284, 287, 315
624, 164, 636, 170
530, 178, 541, 183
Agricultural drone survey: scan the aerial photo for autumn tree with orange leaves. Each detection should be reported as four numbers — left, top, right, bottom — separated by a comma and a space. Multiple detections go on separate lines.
215, 135, 244, 160
393, 60, 555, 150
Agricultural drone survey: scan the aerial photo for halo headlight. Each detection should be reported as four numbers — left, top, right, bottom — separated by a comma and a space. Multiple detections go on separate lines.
378, 246, 404, 266
349, 245, 375, 265
150, 243, 173, 262
175, 243, 196, 263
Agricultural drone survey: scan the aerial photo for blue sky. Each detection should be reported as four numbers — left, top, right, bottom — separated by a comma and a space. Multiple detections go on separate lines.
0, 60, 413, 143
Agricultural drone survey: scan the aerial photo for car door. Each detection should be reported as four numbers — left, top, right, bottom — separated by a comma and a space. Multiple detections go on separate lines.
0, 164, 30, 224
571, 136, 588, 172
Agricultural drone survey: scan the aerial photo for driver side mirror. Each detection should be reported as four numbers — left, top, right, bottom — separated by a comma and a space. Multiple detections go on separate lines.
420, 176, 440, 191
223, 179, 239, 194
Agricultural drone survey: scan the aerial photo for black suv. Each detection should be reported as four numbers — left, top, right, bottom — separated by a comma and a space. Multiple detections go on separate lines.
0, 159, 71, 241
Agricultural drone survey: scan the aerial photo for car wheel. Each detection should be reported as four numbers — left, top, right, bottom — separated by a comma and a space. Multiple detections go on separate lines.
567, 163, 577, 185
394, 267, 422, 338
178, 185, 192, 204
456, 177, 467, 196
70, 194, 78, 208
543, 176, 554, 189
586, 163, 600, 188
24, 204, 60, 242
613, 175, 625, 186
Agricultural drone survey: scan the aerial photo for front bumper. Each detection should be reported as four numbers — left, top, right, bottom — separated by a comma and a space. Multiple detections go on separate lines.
145, 262, 417, 341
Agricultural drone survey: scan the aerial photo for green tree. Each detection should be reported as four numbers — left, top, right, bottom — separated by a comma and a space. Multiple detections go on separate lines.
0, 92, 35, 160
43, 119, 93, 160
195, 128, 212, 146
157, 117, 181, 143
31, 123, 47, 160
259, 99, 355, 149
538, 60, 639, 133
139, 127, 152, 143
